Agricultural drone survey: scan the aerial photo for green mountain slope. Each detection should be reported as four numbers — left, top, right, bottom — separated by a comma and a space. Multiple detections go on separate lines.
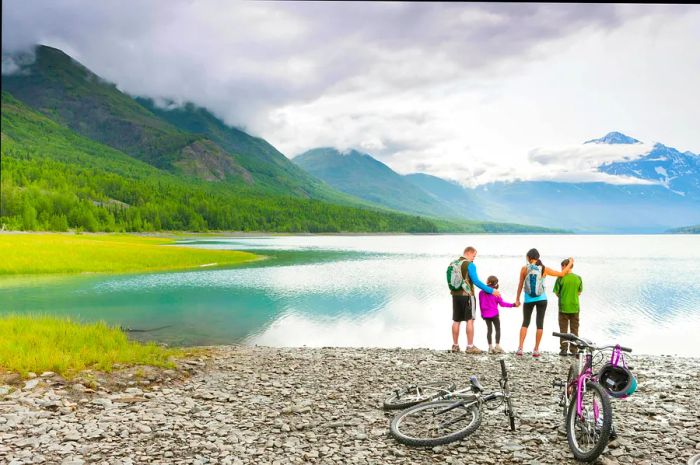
294, 148, 450, 216
135, 99, 350, 201
0, 92, 437, 233
2, 45, 345, 200
404, 173, 487, 220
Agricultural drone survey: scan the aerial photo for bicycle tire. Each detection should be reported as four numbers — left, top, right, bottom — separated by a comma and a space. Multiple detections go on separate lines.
501, 359, 517, 431
383, 381, 456, 410
390, 399, 481, 447
566, 381, 612, 462
563, 363, 578, 419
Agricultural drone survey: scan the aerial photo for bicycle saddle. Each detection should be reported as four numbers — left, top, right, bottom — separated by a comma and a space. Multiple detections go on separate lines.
469, 376, 484, 393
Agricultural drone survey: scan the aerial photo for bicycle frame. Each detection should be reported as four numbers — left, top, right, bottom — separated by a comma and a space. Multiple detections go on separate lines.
574, 351, 596, 421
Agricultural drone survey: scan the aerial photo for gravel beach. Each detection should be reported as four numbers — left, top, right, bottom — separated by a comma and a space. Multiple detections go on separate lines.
1, 346, 699, 465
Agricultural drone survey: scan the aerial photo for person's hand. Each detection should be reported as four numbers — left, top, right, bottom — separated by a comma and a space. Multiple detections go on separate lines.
515, 301, 521, 307
492, 289, 501, 297
569, 256, 574, 265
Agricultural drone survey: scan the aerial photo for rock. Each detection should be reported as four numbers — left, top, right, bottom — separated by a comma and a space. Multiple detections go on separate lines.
24, 379, 40, 390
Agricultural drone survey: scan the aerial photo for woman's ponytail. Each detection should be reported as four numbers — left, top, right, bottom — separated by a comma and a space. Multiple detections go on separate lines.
526, 248, 545, 275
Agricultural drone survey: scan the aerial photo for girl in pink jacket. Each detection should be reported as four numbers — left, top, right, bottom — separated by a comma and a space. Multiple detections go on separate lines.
479, 276, 519, 354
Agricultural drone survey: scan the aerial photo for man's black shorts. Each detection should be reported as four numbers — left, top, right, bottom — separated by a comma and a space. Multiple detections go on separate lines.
452, 295, 474, 321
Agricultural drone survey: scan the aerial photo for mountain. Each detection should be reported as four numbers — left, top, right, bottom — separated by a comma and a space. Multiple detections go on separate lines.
475, 132, 700, 232
0, 91, 438, 233
473, 180, 700, 233
293, 148, 449, 217
667, 224, 700, 234
585, 131, 641, 145
134, 99, 352, 200
403, 173, 486, 219
295, 133, 700, 233
599, 143, 700, 199
1, 45, 350, 201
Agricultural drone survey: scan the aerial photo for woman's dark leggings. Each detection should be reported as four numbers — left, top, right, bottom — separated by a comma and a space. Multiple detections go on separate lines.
522, 300, 548, 330
484, 316, 501, 344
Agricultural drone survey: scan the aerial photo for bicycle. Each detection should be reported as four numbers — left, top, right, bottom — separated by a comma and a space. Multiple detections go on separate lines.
551, 332, 633, 463
388, 359, 516, 447
383, 380, 457, 410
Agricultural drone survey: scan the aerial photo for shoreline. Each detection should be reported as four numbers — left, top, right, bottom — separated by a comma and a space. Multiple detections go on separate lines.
1, 346, 698, 464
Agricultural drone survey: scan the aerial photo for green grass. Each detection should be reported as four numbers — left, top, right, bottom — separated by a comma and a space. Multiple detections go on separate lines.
0, 233, 260, 275
0, 315, 182, 378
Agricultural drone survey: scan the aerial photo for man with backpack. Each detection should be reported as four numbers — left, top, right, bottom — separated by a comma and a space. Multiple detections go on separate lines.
447, 246, 499, 354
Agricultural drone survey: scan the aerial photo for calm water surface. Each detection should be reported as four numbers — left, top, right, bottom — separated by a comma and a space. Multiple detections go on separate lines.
1, 235, 699, 356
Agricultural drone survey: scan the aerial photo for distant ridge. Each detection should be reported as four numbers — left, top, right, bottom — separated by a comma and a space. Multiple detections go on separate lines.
585, 131, 641, 145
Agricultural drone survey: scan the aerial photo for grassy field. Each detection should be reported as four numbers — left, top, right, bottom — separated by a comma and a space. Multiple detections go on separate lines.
0, 233, 260, 275
0, 315, 182, 377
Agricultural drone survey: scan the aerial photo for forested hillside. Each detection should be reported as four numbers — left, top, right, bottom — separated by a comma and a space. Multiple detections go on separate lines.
0, 93, 437, 233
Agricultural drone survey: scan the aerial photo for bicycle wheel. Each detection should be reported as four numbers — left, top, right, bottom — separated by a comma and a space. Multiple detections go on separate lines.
500, 360, 516, 431
563, 363, 579, 419
383, 381, 456, 410
390, 399, 481, 447
566, 381, 612, 462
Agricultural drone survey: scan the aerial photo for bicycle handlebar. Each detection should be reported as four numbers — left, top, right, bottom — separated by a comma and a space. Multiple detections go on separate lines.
552, 332, 632, 353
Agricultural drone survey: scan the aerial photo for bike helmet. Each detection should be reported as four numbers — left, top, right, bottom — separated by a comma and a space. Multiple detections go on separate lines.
597, 363, 637, 399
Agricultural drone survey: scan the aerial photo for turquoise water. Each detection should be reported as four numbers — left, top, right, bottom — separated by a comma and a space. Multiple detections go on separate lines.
1, 235, 699, 355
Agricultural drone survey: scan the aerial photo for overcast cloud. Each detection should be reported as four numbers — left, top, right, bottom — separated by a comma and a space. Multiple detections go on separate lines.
3, 1, 698, 186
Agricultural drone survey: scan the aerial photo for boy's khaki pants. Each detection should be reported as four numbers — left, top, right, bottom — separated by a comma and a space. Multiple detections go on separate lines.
558, 312, 580, 354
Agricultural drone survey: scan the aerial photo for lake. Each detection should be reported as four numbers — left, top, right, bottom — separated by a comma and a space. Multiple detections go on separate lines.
1, 234, 699, 356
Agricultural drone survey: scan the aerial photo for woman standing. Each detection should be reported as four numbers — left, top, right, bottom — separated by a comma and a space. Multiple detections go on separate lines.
515, 248, 573, 357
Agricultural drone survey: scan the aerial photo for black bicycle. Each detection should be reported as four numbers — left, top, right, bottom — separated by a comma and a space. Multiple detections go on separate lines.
389, 360, 516, 447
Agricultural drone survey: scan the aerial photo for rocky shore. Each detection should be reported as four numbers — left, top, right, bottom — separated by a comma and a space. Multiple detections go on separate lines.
1, 347, 699, 465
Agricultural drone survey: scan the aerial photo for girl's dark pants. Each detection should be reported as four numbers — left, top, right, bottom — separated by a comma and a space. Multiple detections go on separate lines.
484, 315, 501, 345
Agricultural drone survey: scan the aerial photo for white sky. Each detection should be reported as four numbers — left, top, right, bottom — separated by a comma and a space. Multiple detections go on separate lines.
3, 2, 699, 186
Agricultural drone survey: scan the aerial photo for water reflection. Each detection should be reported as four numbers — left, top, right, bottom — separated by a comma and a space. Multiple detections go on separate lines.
1, 235, 699, 356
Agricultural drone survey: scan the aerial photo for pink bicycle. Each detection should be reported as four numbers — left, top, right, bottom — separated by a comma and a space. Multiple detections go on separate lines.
552, 332, 635, 463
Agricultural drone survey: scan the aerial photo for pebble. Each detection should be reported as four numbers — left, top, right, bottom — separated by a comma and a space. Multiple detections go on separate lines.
0, 347, 696, 464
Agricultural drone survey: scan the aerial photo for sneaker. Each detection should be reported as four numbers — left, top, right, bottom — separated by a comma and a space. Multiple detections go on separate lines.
488, 346, 494, 354
451, 344, 460, 353
494, 345, 504, 354
516, 348, 523, 356
559, 350, 568, 356
465, 346, 483, 354
532, 350, 541, 358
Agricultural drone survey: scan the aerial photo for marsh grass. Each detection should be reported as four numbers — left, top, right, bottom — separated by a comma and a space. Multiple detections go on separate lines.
0, 315, 183, 378
0, 233, 259, 275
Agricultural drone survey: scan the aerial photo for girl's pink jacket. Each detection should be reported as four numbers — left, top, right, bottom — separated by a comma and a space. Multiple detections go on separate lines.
479, 290, 515, 319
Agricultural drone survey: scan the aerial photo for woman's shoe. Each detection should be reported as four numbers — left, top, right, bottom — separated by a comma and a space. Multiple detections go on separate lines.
451, 344, 460, 353
516, 348, 524, 356
494, 345, 504, 354
532, 350, 541, 358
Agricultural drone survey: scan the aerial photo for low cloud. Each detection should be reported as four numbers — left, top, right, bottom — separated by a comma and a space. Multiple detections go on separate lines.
2, 2, 698, 187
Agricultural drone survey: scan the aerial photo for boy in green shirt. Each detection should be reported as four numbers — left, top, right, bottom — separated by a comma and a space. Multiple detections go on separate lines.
553, 258, 583, 356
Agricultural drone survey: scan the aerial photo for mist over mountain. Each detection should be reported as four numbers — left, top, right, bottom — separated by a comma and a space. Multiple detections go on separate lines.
295, 132, 700, 233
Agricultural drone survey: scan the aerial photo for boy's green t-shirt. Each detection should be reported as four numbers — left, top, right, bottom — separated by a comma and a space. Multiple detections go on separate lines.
553, 273, 583, 314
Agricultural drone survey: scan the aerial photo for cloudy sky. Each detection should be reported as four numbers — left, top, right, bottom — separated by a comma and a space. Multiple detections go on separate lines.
3, 2, 699, 186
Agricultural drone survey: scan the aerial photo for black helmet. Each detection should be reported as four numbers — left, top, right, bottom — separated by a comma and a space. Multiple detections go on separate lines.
597, 363, 637, 399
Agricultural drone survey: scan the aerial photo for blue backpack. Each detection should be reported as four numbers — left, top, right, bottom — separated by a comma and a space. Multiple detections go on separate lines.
523, 264, 545, 297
